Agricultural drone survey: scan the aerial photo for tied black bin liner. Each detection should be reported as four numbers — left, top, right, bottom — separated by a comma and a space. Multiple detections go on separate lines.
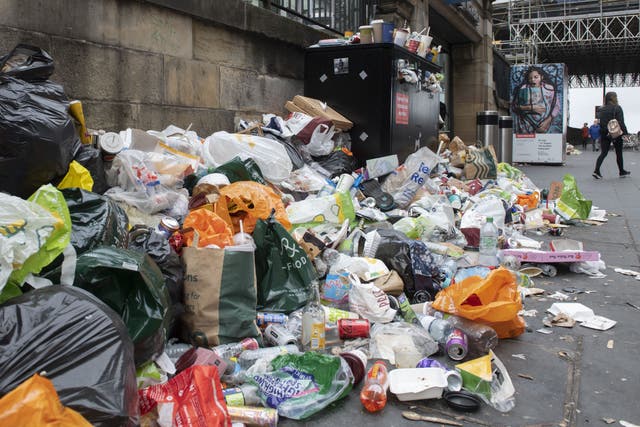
129, 227, 185, 339
0, 44, 80, 198
0, 286, 138, 426
44, 246, 173, 365
62, 188, 129, 255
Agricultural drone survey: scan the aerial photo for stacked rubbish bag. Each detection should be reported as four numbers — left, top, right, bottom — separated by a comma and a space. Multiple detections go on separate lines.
0, 44, 607, 426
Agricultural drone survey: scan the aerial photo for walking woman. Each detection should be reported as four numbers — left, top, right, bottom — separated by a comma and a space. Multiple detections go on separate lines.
593, 92, 630, 179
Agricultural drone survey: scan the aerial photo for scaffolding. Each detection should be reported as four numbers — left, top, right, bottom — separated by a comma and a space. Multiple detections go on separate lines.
492, 0, 640, 86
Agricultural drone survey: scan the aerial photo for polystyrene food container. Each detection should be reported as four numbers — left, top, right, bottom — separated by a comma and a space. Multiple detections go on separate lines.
389, 368, 448, 401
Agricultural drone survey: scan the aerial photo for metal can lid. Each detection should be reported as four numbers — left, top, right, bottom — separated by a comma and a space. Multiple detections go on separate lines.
160, 217, 180, 232
99, 132, 124, 154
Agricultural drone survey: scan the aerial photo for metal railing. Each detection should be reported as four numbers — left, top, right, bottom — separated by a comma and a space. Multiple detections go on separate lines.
256, 0, 378, 35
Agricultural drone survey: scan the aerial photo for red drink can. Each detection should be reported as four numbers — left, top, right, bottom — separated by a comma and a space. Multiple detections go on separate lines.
338, 318, 370, 339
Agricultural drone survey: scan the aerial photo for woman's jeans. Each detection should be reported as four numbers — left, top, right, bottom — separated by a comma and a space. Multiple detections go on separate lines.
595, 136, 624, 174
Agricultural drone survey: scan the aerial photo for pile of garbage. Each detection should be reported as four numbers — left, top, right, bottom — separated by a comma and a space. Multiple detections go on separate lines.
0, 45, 609, 426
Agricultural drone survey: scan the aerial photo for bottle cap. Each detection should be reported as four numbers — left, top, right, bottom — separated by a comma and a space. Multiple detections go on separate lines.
486, 217, 493, 223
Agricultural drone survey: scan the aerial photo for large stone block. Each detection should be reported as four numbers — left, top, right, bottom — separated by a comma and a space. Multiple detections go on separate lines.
0, 26, 51, 55
220, 66, 302, 113
0, 0, 119, 46
164, 57, 220, 108
193, 21, 304, 80
118, 1, 192, 58
50, 37, 163, 103
81, 100, 234, 135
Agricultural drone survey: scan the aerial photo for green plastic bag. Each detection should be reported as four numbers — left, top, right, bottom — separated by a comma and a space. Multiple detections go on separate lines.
9, 185, 71, 286
555, 174, 592, 220
249, 352, 354, 420
254, 215, 316, 313
45, 246, 172, 365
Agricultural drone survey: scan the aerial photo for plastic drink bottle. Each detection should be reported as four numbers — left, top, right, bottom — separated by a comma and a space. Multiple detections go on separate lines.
479, 216, 499, 266
360, 361, 390, 412
237, 345, 300, 370
212, 338, 259, 359
301, 281, 326, 351
419, 314, 454, 343
423, 307, 498, 357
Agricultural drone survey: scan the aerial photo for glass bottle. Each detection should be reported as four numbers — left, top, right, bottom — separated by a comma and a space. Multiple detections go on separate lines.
301, 281, 326, 351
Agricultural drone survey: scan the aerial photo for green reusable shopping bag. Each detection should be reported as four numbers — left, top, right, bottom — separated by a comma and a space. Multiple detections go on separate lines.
555, 174, 592, 220
181, 246, 260, 346
253, 215, 316, 313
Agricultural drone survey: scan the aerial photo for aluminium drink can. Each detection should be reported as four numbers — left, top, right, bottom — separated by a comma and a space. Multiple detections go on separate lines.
256, 312, 288, 329
264, 323, 297, 346
445, 328, 468, 361
337, 318, 370, 339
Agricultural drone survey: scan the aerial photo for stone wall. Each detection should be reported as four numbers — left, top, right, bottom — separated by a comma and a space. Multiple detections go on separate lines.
0, 0, 329, 136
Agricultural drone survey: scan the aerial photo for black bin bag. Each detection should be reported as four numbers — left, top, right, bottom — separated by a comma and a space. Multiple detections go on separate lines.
128, 226, 185, 339
44, 246, 173, 366
0, 286, 138, 426
0, 44, 80, 198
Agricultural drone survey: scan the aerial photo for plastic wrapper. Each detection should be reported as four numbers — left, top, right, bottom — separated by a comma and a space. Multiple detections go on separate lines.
219, 181, 290, 234
286, 192, 355, 227
369, 322, 439, 365
44, 246, 173, 365
203, 131, 292, 183
0, 191, 59, 291
248, 352, 353, 420
348, 273, 397, 323
106, 149, 190, 216
432, 268, 525, 339
0, 374, 92, 427
0, 286, 138, 426
0, 44, 80, 198
280, 164, 328, 193
147, 124, 203, 158
139, 365, 231, 427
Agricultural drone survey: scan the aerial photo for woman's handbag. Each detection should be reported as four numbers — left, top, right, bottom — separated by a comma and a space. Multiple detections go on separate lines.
607, 118, 623, 138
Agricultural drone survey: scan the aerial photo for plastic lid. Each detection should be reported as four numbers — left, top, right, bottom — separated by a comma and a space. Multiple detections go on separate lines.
443, 390, 482, 412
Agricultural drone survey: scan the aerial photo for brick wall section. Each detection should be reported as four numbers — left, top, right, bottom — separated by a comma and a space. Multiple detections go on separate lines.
0, 0, 328, 136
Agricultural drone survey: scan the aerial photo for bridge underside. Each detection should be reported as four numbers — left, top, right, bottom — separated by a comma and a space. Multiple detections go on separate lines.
493, 0, 640, 87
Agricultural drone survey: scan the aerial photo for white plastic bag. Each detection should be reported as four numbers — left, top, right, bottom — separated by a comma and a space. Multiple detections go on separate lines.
306, 123, 335, 156
280, 165, 328, 193
460, 196, 506, 230
203, 131, 292, 183
0, 193, 58, 291
348, 273, 397, 323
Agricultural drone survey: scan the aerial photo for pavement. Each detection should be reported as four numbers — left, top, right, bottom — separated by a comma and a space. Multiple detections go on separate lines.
280, 149, 640, 427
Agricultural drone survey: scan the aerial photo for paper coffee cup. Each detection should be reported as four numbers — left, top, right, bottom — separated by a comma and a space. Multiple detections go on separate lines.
394, 28, 409, 47
359, 25, 373, 44
371, 19, 384, 43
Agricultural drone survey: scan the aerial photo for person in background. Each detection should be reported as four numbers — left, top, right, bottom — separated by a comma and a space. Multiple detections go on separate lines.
589, 119, 601, 152
593, 92, 630, 179
581, 123, 589, 148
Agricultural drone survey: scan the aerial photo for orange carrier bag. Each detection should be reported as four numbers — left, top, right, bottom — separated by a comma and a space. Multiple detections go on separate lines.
0, 374, 92, 427
432, 268, 525, 339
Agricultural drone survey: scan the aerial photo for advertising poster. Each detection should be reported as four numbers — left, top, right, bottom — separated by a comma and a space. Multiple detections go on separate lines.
510, 63, 567, 163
